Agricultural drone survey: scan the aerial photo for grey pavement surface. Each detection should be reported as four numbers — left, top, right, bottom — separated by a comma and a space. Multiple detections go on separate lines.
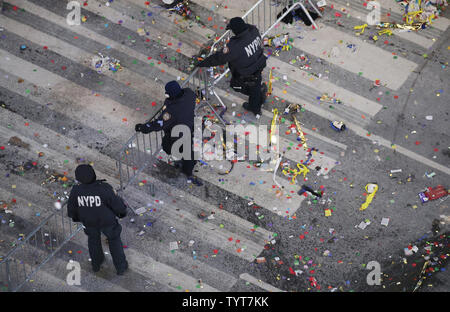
0, 0, 448, 293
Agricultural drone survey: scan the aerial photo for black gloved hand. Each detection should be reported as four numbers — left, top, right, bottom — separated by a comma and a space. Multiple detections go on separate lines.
135, 123, 143, 132
117, 212, 127, 219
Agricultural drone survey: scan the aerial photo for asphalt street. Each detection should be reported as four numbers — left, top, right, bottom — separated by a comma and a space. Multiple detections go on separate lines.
0, 0, 448, 293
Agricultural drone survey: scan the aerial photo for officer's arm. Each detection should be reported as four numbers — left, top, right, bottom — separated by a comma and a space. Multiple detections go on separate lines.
141, 108, 176, 133
67, 190, 80, 222
104, 184, 128, 218
197, 48, 236, 67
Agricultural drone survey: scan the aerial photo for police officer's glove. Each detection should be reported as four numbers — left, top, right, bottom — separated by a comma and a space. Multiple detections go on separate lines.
117, 212, 127, 219
135, 123, 144, 132
196, 60, 206, 68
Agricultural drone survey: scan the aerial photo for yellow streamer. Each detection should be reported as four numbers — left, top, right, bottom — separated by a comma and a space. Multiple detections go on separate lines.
293, 114, 307, 151
283, 162, 310, 184
378, 29, 393, 36
360, 183, 379, 211
354, 24, 368, 35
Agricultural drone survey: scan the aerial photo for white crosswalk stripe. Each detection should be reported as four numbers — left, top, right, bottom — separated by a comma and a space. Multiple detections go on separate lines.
328, 0, 435, 49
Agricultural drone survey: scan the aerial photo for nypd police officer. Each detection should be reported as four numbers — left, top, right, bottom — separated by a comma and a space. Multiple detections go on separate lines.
197, 17, 267, 116
135, 81, 202, 186
68, 164, 128, 275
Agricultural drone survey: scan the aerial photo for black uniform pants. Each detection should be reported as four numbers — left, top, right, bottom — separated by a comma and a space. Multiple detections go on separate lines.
84, 223, 128, 273
231, 72, 263, 114
162, 132, 196, 177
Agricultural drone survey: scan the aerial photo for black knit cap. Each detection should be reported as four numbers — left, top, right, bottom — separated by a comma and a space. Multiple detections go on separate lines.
165, 80, 183, 98
75, 164, 97, 184
227, 17, 248, 35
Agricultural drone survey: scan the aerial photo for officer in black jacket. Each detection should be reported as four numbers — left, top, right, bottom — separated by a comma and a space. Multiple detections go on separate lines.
68, 164, 129, 275
197, 17, 267, 116
135, 81, 203, 186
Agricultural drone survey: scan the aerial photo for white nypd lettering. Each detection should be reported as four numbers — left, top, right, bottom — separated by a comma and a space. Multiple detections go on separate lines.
77, 196, 102, 207
244, 36, 262, 57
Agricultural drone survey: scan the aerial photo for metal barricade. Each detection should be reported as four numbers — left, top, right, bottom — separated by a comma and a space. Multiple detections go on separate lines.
0, 203, 83, 292
117, 113, 164, 192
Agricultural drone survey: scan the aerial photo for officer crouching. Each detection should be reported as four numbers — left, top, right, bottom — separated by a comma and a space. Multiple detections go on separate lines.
68, 164, 129, 275
197, 17, 267, 117
135, 81, 203, 186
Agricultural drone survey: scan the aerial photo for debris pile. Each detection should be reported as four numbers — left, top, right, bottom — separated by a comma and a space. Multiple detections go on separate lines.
91, 53, 122, 73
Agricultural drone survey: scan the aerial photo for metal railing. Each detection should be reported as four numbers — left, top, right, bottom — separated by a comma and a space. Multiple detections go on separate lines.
116, 0, 322, 191
116, 122, 164, 192
0, 203, 83, 292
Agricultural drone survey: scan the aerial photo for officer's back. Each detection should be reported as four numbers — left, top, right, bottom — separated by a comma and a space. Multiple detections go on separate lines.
68, 165, 127, 228
227, 24, 265, 77
68, 164, 128, 275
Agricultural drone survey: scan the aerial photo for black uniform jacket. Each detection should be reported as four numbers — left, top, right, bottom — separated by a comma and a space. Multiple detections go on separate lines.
198, 24, 266, 77
141, 88, 196, 135
68, 180, 127, 228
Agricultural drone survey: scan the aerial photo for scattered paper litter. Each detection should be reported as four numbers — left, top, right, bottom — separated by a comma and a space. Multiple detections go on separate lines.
169, 241, 178, 250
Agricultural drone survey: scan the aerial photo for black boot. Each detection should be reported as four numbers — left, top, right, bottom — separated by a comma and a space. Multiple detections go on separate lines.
243, 102, 261, 116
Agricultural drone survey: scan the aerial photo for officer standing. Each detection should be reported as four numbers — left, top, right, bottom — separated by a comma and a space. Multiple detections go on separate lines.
197, 17, 267, 116
135, 81, 203, 186
68, 164, 129, 275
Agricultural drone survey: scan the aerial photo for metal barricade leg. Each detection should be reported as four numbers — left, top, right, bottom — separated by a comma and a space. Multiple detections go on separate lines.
306, 0, 323, 17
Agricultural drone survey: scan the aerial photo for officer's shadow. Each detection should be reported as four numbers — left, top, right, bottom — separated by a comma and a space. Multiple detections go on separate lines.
148, 151, 191, 186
